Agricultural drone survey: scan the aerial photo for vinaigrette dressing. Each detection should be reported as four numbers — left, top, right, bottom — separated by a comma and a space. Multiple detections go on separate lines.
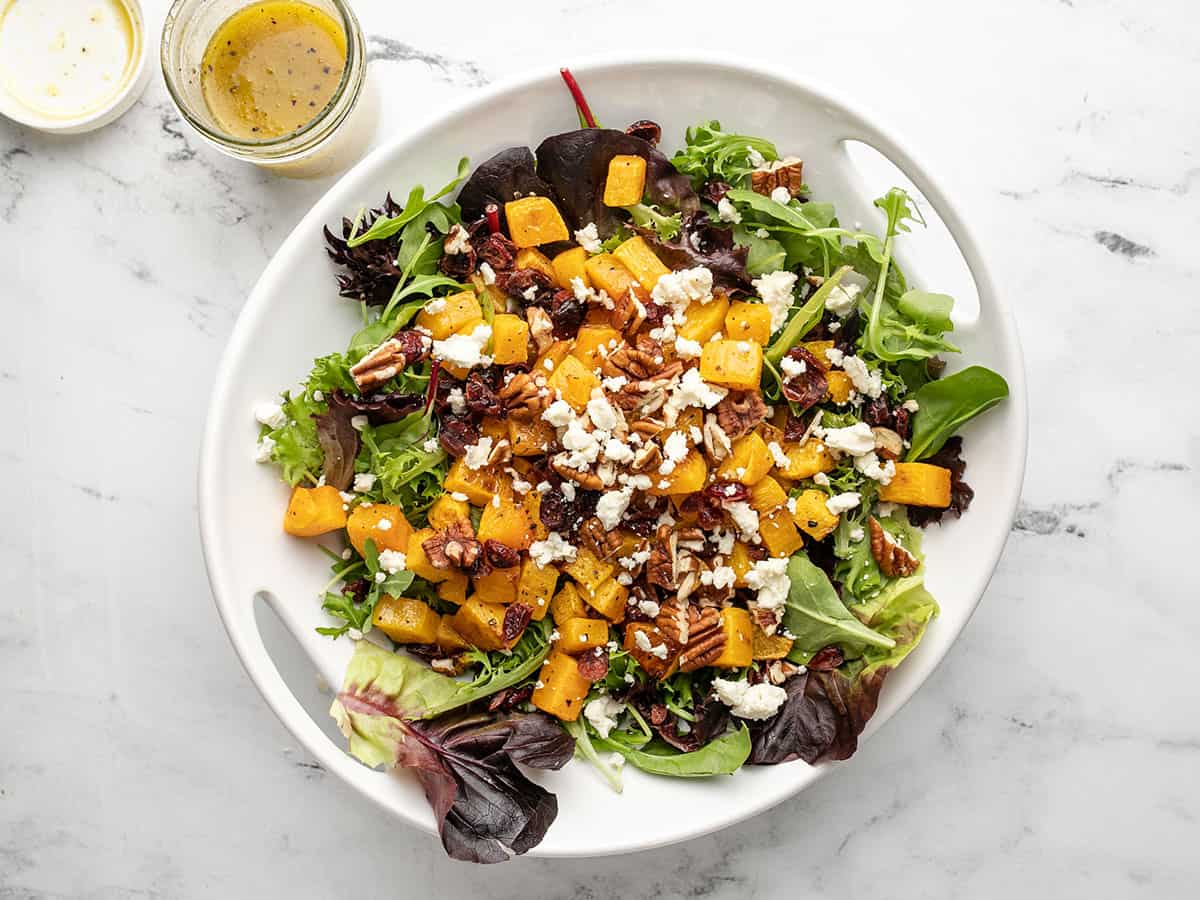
200, 0, 345, 141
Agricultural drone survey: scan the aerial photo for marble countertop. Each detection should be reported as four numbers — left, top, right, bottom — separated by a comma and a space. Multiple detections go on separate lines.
2, 0, 1197, 895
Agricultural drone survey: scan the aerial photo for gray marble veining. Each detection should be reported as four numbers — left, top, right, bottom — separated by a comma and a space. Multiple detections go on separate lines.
2, 0, 1198, 896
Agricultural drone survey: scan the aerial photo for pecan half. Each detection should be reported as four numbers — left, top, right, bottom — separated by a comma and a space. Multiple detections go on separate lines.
715, 390, 768, 441
422, 521, 482, 572
868, 517, 920, 577
498, 371, 548, 421
645, 524, 677, 590
702, 413, 733, 463
657, 602, 724, 672
525, 306, 555, 354
484, 539, 520, 568
550, 457, 603, 490
750, 156, 804, 198
580, 517, 625, 561
603, 336, 666, 380
349, 334, 427, 391
630, 442, 662, 473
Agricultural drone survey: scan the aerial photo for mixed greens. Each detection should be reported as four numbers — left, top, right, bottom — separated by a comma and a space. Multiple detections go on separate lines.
254, 69, 1007, 862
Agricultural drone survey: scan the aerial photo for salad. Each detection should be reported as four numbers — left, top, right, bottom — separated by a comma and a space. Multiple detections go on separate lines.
254, 69, 1008, 862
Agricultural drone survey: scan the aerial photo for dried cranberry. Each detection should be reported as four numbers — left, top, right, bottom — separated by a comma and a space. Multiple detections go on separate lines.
392, 329, 430, 367
500, 267, 556, 302
474, 232, 517, 271
894, 406, 912, 441
807, 646, 845, 671
862, 396, 892, 427
576, 649, 609, 682
538, 489, 569, 532
438, 246, 476, 279
833, 310, 861, 356
343, 578, 369, 605
484, 540, 520, 568
681, 492, 724, 530
438, 416, 479, 458
704, 480, 751, 505
642, 300, 668, 328
502, 603, 533, 643
781, 347, 828, 411
487, 683, 534, 712
549, 290, 587, 338
783, 409, 818, 443
625, 119, 661, 145
649, 704, 669, 726
623, 497, 664, 537
464, 371, 503, 418
701, 179, 733, 204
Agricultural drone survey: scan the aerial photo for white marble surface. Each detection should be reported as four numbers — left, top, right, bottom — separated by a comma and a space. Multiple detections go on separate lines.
2, 0, 1198, 895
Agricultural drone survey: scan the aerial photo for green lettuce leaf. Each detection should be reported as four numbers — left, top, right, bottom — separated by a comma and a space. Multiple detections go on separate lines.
594, 726, 751, 778
782, 554, 895, 663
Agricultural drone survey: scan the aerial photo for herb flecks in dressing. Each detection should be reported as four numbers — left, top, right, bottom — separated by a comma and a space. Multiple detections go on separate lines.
200, 0, 346, 141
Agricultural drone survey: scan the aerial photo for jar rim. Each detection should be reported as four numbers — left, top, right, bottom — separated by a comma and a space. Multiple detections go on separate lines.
160, 0, 363, 153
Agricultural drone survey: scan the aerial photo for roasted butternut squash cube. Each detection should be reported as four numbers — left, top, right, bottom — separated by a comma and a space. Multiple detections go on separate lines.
823, 370, 852, 405
728, 540, 755, 588
749, 475, 789, 514
585, 306, 612, 326
436, 572, 469, 605
711, 608, 754, 668
435, 617, 471, 652
792, 489, 839, 540
584, 578, 628, 622
571, 324, 622, 371
504, 196, 569, 247
603, 154, 648, 207
508, 417, 555, 457
802, 340, 835, 370
879, 462, 952, 508
283, 485, 347, 537
551, 246, 591, 290
371, 596, 440, 645
676, 294, 730, 345
522, 489, 549, 541
531, 650, 592, 721
700, 339, 763, 391
623, 622, 680, 679
759, 509, 804, 558
347, 503, 413, 555
533, 339, 573, 376
546, 354, 600, 411
428, 495, 471, 531
725, 301, 773, 345
406, 527, 450, 584
717, 431, 774, 485
559, 617, 609, 655
514, 247, 556, 282
415, 291, 482, 341
647, 450, 709, 496
451, 598, 517, 651
612, 235, 670, 290
472, 565, 520, 604
752, 623, 794, 661
491, 313, 530, 366
480, 417, 507, 443
550, 582, 588, 626
477, 497, 532, 549
443, 457, 498, 506
518, 557, 559, 620
777, 440, 836, 480
584, 254, 648, 304
564, 547, 615, 595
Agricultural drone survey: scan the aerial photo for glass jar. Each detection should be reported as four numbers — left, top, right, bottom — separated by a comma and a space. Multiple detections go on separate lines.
160, 0, 379, 178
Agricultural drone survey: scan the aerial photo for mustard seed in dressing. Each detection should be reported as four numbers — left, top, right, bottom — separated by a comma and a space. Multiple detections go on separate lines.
200, 0, 345, 140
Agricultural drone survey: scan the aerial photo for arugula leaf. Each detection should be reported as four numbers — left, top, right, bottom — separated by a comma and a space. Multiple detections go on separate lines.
671, 121, 778, 186
764, 265, 851, 365
346, 157, 470, 247
781, 554, 895, 663
907, 365, 1009, 460
593, 726, 751, 777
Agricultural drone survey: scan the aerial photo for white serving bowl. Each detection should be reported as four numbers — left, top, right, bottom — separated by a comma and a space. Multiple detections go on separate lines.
198, 55, 1027, 858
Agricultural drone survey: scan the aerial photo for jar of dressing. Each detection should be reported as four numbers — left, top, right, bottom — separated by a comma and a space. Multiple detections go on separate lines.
161, 0, 378, 178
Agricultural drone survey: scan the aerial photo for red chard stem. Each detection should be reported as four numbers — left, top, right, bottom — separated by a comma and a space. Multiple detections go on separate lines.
559, 67, 598, 129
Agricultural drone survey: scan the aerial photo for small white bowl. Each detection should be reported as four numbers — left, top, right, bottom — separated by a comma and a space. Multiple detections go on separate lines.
0, 0, 151, 134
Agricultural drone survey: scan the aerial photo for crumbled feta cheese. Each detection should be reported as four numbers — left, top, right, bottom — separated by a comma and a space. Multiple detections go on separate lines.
726, 501, 760, 541
447, 387, 467, 415
595, 487, 634, 530
770, 186, 792, 205
561, 481, 576, 502
450, 492, 469, 503
423, 297, 447, 315
752, 269, 798, 332
479, 261, 496, 285
378, 549, 407, 574
674, 336, 703, 359
716, 197, 741, 224
701, 566, 737, 591
744, 557, 789, 610
826, 492, 862, 515
822, 421, 876, 456
529, 532, 577, 567
422, 437, 440, 453
633, 630, 653, 653
663, 430, 689, 464
840, 354, 884, 399
254, 435, 276, 463
902, 399, 920, 413
542, 399, 575, 428
780, 355, 807, 379
876, 501, 900, 518
755, 227, 770, 239
584, 695, 625, 739
812, 472, 830, 487
767, 441, 790, 469
254, 402, 287, 430
651, 266, 714, 315
376, 518, 392, 532
349, 415, 369, 432
712, 678, 788, 720
463, 436, 494, 470
746, 146, 766, 167
603, 437, 635, 463
444, 224, 471, 255
648, 642, 669, 659
312, 390, 324, 403
586, 390, 620, 432
574, 222, 602, 253
664, 367, 727, 424
637, 599, 661, 618
712, 528, 736, 555
854, 451, 896, 484
824, 347, 845, 368
824, 281, 862, 317
432, 324, 493, 371
341, 548, 352, 560
560, 419, 602, 469
849, 526, 865, 542
601, 374, 628, 392
353, 473, 376, 493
